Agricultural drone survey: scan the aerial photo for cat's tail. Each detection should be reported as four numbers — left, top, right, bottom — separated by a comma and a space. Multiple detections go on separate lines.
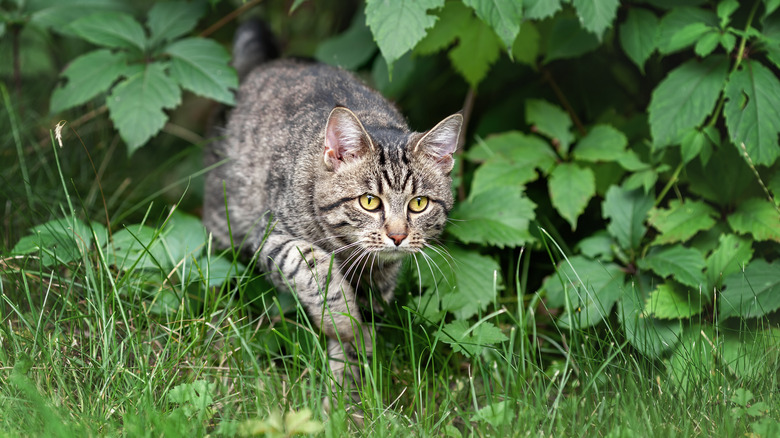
232, 18, 279, 82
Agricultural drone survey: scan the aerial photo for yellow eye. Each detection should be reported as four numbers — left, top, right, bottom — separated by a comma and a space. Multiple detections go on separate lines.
408, 196, 429, 213
359, 194, 382, 211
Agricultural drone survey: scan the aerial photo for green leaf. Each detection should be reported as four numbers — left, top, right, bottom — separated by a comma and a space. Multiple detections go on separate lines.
694, 29, 720, 57
723, 60, 780, 166
679, 128, 714, 164
719, 259, 780, 319
315, 9, 376, 70
619, 8, 658, 73
471, 401, 510, 428
462, 0, 521, 52
511, 21, 540, 66
647, 199, 718, 245
365, 0, 444, 72
466, 131, 557, 173
106, 63, 181, 153
639, 245, 706, 288
543, 16, 600, 63
571, 0, 619, 39
727, 198, 780, 242
450, 186, 536, 248
525, 99, 574, 154
447, 14, 502, 88
648, 56, 729, 148
720, 329, 780, 383
12, 216, 93, 266
413, 0, 469, 55
418, 246, 502, 319
706, 233, 753, 289
716, 0, 739, 27
686, 145, 755, 206
168, 380, 215, 417
572, 124, 628, 162
436, 320, 508, 356
646, 282, 703, 319
50, 49, 128, 113
470, 159, 538, 198
576, 231, 615, 261
541, 256, 625, 328
602, 185, 654, 251
656, 7, 718, 54
65, 11, 146, 51
619, 280, 682, 358
29, 0, 128, 32
763, 13, 780, 70
165, 37, 237, 105
107, 225, 169, 270
549, 163, 595, 231
147, 1, 204, 47
523, 0, 561, 20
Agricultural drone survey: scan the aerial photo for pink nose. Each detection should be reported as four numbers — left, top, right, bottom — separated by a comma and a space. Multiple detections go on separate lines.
388, 233, 407, 246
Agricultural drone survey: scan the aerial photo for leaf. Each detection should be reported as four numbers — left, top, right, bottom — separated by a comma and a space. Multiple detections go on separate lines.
541, 256, 625, 328
283, 409, 324, 435
470, 159, 538, 198
656, 7, 718, 54
450, 186, 536, 248
720, 329, 780, 383
466, 131, 557, 173
462, 0, 522, 52
706, 233, 753, 289
436, 320, 508, 356
648, 56, 729, 148
525, 99, 574, 154
413, 0, 469, 55
511, 21, 540, 66
107, 225, 169, 270
716, 0, 739, 27
30, 0, 128, 33
65, 11, 146, 51
647, 199, 718, 245
12, 216, 93, 266
147, 1, 204, 47
418, 246, 502, 319
106, 63, 181, 153
686, 145, 756, 206
447, 14, 502, 88
572, 124, 628, 162
50, 49, 128, 113
639, 245, 706, 288
727, 198, 780, 242
619, 280, 682, 359
549, 163, 595, 231
646, 282, 703, 319
471, 400, 510, 427
619, 8, 659, 73
365, 0, 444, 72
719, 259, 780, 319
602, 185, 654, 251
723, 60, 780, 166
543, 16, 600, 63
165, 38, 237, 105
315, 9, 376, 70
679, 128, 715, 164
694, 29, 720, 57
576, 231, 615, 261
523, 0, 561, 20
168, 380, 215, 417
571, 0, 620, 39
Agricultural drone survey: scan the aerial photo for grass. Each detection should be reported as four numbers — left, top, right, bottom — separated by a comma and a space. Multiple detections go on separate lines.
2, 90, 779, 437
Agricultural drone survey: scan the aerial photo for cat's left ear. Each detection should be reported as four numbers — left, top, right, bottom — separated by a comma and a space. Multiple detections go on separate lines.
413, 113, 463, 173
324, 106, 374, 171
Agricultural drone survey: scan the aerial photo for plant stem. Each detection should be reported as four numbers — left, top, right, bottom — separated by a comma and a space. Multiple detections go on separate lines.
457, 88, 476, 202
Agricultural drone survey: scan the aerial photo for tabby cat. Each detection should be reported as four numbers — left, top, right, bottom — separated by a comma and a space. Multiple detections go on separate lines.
203, 20, 462, 400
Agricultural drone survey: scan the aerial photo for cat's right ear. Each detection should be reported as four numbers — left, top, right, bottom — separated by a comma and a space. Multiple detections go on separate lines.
324, 107, 373, 171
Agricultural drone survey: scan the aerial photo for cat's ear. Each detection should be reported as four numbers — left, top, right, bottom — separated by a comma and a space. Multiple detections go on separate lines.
413, 113, 463, 173
324, 106, 373, 171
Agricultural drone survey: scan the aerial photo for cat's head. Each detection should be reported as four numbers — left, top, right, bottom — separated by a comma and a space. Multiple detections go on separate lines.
316, 106, 462, 260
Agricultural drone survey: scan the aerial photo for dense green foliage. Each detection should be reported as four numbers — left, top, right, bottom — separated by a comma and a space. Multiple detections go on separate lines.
2, 0, 779, 435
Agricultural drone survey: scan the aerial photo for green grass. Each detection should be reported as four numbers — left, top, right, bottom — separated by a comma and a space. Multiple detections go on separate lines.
1, 91, 779, 437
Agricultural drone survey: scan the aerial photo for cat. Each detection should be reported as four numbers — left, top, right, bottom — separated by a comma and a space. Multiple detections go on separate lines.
203, 19, 462, 410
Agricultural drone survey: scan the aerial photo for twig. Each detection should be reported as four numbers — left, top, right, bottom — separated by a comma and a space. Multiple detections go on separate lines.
541, 68, 586, 136
200, 0, 266, 38
457, 88, 476, 202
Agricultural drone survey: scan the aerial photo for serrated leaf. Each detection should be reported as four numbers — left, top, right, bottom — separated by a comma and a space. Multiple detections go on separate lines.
462, 0, 521, 52
447, 13, 502, 88
466, 131, 557, 173
315, 9, 376, 70
694, 30, 720, 57
470, 159, 538, 198
727, 197, 780, 242
646, 282, 704, 319
602, 185, 654, 251
511, 21, 540, 66
571, 0, 619, 39
619, 8, 658, 73
549, 163, 595, 231
719, 259, 780, 319
30, 0, 129, 33
525, 99, 574, 154
572, 124, 628, 162
541, 255, 625, 328
619, 281, 682, 359
436, 320, 508, 356
450, 186, 536, 248
414, 0, 470, 55
679, 128, 713, 164
524, 0, 561, 20
648, 56, 729, 148
165, 38, 237, 105
716, 0, 739, 27
543, 16, 600, 63
147, 1, 204, 47
418, 246, 502, 319
106, 63, 181, 153
723, 60, 780, 166
50, 49, 128, 113
647, 199, 718, 245
365, 0, 444, 72
576, 232, 615, 261
639, 245, 706, 288
65, 11, 146, 51
656, 7, 718, 54
706, 233, 753, 289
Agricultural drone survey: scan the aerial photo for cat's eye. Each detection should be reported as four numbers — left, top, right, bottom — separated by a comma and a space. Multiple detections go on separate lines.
359, 194, 382, 211
408, 196, 429, 213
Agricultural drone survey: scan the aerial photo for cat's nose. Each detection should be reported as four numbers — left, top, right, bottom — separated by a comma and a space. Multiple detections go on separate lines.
388, 233, 407, 246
